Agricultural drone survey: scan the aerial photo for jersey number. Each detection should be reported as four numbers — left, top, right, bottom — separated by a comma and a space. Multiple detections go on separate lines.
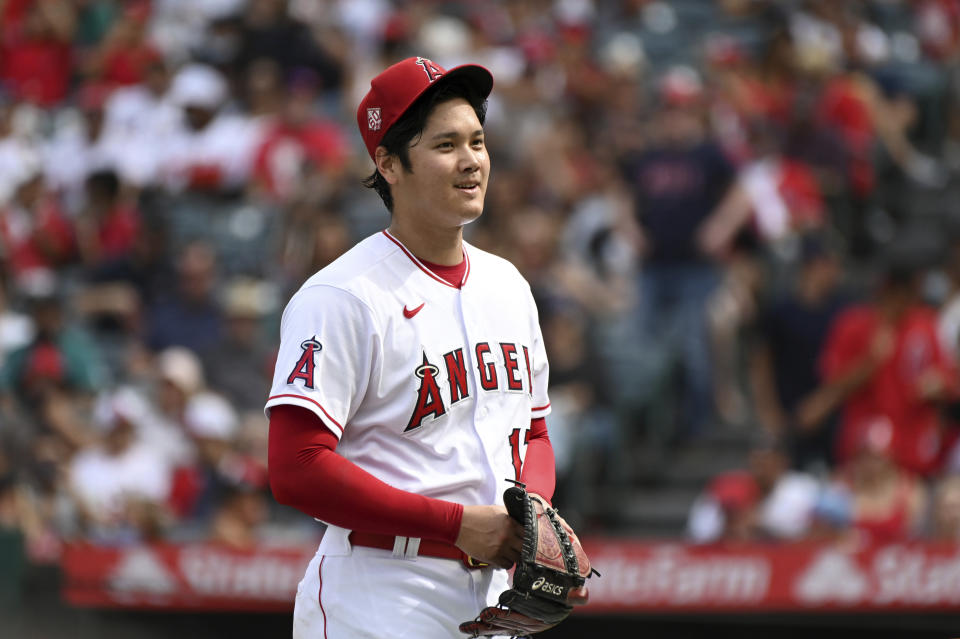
508, 427, 532, 482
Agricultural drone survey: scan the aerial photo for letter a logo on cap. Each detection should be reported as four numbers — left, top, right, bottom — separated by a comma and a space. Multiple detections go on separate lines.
367, 107, 382, 131
416, 57, 444, 83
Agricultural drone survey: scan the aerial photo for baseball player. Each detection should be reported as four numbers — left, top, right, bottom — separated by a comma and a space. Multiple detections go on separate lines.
265, 57, 559, 638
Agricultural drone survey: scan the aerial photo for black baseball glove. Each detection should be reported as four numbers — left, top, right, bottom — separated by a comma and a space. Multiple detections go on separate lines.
459, 483, 599, 637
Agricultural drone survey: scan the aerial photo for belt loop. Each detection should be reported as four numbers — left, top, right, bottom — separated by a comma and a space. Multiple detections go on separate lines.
405, 537, 421, 559
392, 536, 407, 558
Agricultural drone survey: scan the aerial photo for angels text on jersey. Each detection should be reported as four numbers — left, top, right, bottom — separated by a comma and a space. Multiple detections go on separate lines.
286, 338, 535, 433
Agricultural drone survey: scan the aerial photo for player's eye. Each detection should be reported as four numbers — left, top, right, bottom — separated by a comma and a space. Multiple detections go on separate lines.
471, 138, 485, 148
436, 141, 454, 150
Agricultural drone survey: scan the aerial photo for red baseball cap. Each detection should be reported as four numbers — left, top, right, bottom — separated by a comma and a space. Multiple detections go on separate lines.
709, 471, 759, 512
356, 57, 493, 160
854, 416, 895, 457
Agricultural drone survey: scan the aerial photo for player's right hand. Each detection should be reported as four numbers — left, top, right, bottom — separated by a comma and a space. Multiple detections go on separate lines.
455, 504, 525, 569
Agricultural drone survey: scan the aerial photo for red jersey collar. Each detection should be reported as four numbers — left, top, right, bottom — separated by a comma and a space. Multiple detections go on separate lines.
381, 230, 471, 289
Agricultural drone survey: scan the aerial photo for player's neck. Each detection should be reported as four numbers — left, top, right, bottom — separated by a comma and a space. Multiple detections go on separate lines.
388, 220, 464, 266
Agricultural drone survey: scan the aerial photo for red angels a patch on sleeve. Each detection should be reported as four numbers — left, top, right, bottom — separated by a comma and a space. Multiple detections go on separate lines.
286, 338, 322, 390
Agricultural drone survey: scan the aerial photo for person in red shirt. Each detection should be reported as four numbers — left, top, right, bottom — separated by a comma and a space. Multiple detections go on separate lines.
838, 416, 927, 544
251, 70, 349, 203
75, 170, 140, 268
87, 2, 156, 88
0, 0, 74, 106
805, 251, 959, 477
0, 169, 75, 281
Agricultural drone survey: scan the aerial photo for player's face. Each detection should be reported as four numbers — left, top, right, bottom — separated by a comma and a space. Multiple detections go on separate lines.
394, 98, 489, 229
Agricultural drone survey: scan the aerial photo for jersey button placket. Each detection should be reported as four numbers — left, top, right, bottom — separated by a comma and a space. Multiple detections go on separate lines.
458, 287, 500, 500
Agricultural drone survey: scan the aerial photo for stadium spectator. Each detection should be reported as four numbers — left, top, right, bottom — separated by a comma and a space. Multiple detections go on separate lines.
145, 241, 223, 354
539, 302, 619, 524
805, 481, 856, 544
42, 83, 124, 213
82, 2, 157, 88
75, 170, 141, 269
155, 345, 203, 413
100, 51, 178, 188
10, 432, 73, 563
84, 218, 174, 308
813, 248, 959, 477
688, 434, 820, 543
749, 26, 799, 128
914, 0, 960, 61
277, 202, 352, 290
707, 234, 765, 427
749, 233, 852, 471
0, 165, 75, 284
147, 0, 246, 60
146, 347, 204, 468
834, 416, 928, 543
0, 100, 45, 208
171, 391, 263, 527
870, 70, 949, 228
234, 0, 343, 93
68, 393, 172, 544
790, 1, 892, 71
157, 64, 263, 194
690, 470, 761, 543
208, 483, 270, 550
0, 283, 104, 414
619, 65, 738, 439
698, 120, 828, 254
202, 278, 276, 414
250, 69, 350, 204
0, 276, 33, 369
0, 0, 75, 107
91, 385, 186, 485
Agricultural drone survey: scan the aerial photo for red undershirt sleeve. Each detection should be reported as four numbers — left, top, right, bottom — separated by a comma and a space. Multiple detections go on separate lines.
267, 405, 463, 544
520, 417, 556, 503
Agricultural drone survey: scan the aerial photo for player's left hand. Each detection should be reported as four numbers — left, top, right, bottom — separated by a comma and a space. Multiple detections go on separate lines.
455, 504, 525, 569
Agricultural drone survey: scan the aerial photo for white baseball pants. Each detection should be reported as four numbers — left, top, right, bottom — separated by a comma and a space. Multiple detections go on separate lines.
293, 545, 511, 639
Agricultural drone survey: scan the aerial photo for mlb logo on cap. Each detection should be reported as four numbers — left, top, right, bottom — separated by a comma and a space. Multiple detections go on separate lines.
367, 108, 382, 131
356, 57, 493, 159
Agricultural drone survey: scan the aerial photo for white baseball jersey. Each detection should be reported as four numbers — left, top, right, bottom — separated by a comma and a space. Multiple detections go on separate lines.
265, 229, 551, 511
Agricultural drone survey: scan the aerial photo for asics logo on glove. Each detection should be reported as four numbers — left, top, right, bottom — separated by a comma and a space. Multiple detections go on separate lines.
532, 577, 564, 596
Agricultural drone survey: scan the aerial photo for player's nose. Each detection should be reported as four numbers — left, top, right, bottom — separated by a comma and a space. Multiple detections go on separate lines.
457, 145, 482, 173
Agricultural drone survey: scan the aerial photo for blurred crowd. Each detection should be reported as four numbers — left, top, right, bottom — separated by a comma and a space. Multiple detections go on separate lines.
3, 0, 960, 576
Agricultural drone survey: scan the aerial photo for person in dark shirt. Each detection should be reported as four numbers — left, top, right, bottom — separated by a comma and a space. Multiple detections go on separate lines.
621, 135, 735, 264
619, 67, 737, 439
750, 234, 852, 471
202, 278, 274, 413
145, 241, 222, 355
234, 0, 342, 93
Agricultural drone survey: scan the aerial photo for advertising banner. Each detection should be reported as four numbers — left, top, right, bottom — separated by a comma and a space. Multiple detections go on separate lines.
62, 540, 960, 612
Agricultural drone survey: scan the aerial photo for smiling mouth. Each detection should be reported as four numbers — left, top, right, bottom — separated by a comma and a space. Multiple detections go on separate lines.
455, 183, 480, 192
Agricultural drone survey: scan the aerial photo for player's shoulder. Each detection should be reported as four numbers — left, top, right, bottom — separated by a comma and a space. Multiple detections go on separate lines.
298, 232, 398, 292
285, 232, 402, 313
464, 241, 530, 287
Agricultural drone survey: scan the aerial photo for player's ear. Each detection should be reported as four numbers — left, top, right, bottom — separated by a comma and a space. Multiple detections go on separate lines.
375, 147, 400, 185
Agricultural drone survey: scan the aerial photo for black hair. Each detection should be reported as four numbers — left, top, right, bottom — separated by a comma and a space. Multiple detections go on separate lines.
86, 169, 121, 201
362, 77, 488, 213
